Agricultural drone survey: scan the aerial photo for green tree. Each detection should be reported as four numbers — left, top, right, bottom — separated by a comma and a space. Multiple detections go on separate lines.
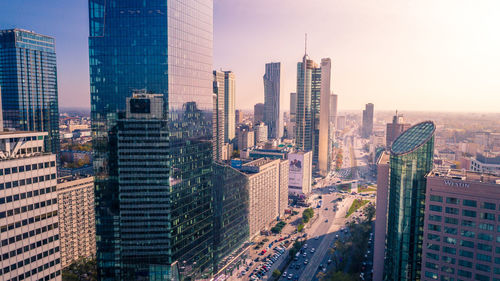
272, 269, 281, 278
327, 271, 356, 281
364, 204, 376, 222
62, 257, 97, 281
297, 223, 304, 232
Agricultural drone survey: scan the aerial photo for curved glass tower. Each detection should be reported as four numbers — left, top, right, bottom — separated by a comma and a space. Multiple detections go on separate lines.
384, 121, 435, 281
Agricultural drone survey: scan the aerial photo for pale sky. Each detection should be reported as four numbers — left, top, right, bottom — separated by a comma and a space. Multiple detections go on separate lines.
1, 0, 499, 112
214, 0, 500, 112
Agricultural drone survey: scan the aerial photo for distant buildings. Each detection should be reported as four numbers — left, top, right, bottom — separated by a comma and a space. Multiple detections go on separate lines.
254, 103, 264, 124
362, 103, 374, 138
470, 152, 500, 175
383, 121, 436, 281
254, 122, 268, 144
288, 92, 297, 139
263, 62, 282, 139
386, 111, 411, 147
213, 70, 225, 161
235, 109, 244, 125
288, 151, 313, 196
239, 158, 288, 238
57, 175, 96, 268
0, 131, 61, 281
295, 52, 332, 172
224, 71, 236, 143
0, 29, 60, 154
421, 169, 500, 281
237, 125, 255, 151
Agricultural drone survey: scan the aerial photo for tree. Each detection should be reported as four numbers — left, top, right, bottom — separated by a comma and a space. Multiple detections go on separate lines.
62, 257, 97, 281
302, 208, 314, 223
272, 269, 281, 278
297, 223, 304, 232
327, 271, 356, 281
365, 204, 376, 222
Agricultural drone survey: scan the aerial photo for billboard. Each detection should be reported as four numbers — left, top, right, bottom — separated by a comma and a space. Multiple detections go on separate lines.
289, 153, 304, 187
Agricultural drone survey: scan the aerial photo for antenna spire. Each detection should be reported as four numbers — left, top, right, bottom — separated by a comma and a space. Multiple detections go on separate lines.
304, 33, 308, 55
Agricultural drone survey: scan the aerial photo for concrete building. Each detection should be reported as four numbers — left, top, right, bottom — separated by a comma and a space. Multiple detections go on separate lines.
239, 159, 288, 238
329, 93, 338, 125
263, 62, 282, 139
421, 169, 500, 281
235, 109, 244, 125
386, 111, 411, 147
289, 92, 297, 139
254, 103, 264, 125
337, 116, 346, 131
254, 123, 268, 144
57, 175, 96, 268
224, 71, 236, 143
288, 151, 313, 195
213, 70, 225, 162
362, 103, 374, 138
0, 131, 61, 281
373, 151, 390, 281
237, 125, 255, 151
318, 58, 332, 176
470, 153, 500, 175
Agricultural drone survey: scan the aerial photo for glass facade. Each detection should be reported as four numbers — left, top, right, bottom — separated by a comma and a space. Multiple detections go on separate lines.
89, 1, 214, 280
0, 29, 60, 154
263, 62, 281, 139
212, 164, 249, 272
384, 121, 436, 281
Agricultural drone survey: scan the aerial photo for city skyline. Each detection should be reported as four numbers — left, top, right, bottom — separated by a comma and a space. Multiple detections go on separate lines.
1, 0, 499, 113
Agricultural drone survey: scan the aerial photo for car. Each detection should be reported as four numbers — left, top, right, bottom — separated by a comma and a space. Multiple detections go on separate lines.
311, 248, 315, 253
304, 259, 309, 265
325, 207, 328, 210
303, 253, 307, 257
282, 272, 287, 277
335, 234, 339, 239
288, 274, 293, 279
327, 259, 332, 264
304, 244, 308, 249
315, 236, 319, 240
295, 264, 300, 269
325, 219, 329, 222
241, 271, 246, 276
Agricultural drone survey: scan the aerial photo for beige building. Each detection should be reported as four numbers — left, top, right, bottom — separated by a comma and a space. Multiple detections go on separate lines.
288, 151, 313, 195
241, 158, 288, 238
57, 175, 96, 268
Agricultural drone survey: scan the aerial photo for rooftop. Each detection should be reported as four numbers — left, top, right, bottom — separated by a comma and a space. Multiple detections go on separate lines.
391, 121, 435, 155
429, 169, 500, 185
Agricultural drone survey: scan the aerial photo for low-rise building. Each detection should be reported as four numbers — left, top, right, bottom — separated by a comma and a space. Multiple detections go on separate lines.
288, 151, 313, 195
470, 153, 500, 175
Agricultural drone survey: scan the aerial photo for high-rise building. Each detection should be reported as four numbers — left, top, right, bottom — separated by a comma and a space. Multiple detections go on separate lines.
235, 109, 244, 125
288, 92, 297, 139
254, 103, 264, 124
337, 115, 346, 130
384, 121, 436, 281
57, 175, 96, 268
239, 158, 288, 238
212, 164, 249, 272
263, 62, 282, 139
254, 122, 268, 144
362, 103, 374, 138
386, 111, 411, 147
329, 93, 338, 124
295, 52, 331, 170
213, 70, 225, 162
237, 125, 254, 151
224, 71, 236, 143
288, 151, 313, 195
373, 151, 390, 281
0, 131, 60, 281
88, 1, 214, 279
318, 58, 332, 176
421, 169, 500, 281
0, 29, 60, 154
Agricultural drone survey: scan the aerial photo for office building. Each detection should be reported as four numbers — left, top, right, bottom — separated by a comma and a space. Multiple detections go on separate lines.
386, 111, 411, 147
235, 109, 244, 125
247, 146, 292, 160
373, 151, 390, 281
0, 131, 60, 281
263, 62, 282, 139
295, 52, 332, 169
0, 29, 60, 154
89, 0, 214, 278
384, 121, 436, 281
318, 58, 332, 176
362, 103, 374, 138
288, 92, 297, 139
254, 103, 264, 124
224, 71, 236, 143
237, 125, 254, 151
57, 175, 96, 268
329, 93, 338, 124
239, 158, 288, 238
288, 151, 313, 195
254, 122, 268, 144
337, 116, 346, 130
212, 164, 249, 272
213, 70, 225, 162
421, 169, 500, 281
470, 153, 500, 176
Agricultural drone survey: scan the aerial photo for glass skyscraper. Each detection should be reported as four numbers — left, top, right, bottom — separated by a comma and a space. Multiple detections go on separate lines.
88, 1, 214, 280
384, 121, 436, 281
0, 29, 60, 154
263, 62, 281, 139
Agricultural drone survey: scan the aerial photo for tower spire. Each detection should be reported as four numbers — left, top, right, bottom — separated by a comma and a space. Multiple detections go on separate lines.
304, 33, 308, 55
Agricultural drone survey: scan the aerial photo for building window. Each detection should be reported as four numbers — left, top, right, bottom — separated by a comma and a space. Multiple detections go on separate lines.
482, 202, 496, 210
430, 195, 443, 202
445, 207, 459, 215
480, 212, 495, 221
462, 210, 476, 218
429, 224, 441, 232
459, 249, 473, 258
445, 217, 458, 225
463, 199, 477, 207
458, 259, 473, 268
429, 214, 442, 222
446, 197, 459, 205
461, 230, 475, 238
430, 205, 442, 212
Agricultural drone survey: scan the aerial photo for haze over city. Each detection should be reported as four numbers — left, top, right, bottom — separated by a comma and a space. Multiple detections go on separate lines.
1, 0, 499, 112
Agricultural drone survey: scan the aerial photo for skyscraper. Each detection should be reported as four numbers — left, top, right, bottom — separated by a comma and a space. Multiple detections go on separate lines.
288, 92, 297, 139
362, 103, 374, 138
318, 58, 332, 176
0, 29, 60, 154
254, 103, 264, 124
329, 93, 338, 125
254, 122, 268, 144
224, 71, 235, 143
295, 52, 331, 170
263, 62, 282, 139
384, 121, 436, 281
235, 109, 244, 125
88, 1, 214, 279
386, 111, 411, 147
213, 70, 225, 161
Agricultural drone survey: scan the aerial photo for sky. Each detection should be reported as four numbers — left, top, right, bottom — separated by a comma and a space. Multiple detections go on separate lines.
1, 0, 499, 112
